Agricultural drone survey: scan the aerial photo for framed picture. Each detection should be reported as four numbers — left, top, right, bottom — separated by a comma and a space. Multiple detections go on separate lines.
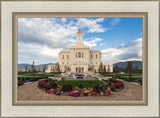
1, 0, 159, 118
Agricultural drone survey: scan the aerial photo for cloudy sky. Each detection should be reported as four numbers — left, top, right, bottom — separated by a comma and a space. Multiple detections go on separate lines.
18, 18, 142, 65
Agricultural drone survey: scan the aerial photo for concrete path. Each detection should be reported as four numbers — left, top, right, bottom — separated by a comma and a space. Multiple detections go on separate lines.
18, 81, 142, 101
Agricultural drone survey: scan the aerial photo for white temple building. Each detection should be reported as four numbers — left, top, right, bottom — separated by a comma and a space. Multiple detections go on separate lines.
46, 29, 113, 73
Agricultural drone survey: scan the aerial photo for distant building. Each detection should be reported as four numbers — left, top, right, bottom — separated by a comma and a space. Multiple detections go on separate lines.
45, 65, 60, 73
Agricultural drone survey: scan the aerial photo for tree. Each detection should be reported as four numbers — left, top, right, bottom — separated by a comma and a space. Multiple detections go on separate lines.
31, 61, 35, 78
51, 66, 53, 73
25, 65, 28, 73
88, 66, 93, 72
99, 63, 104, 73
113, 65, 119, 73
127, 61, 132, 79
38, 67, 41, 72
119, 67, 125, 72
133, 66, 139, 73
107, 64, 110, 72
104, 65, 106, 73
52, 66, 55, 73
56, 62, 60, 73
28, 69, 30, 73
43, 66, 46, 73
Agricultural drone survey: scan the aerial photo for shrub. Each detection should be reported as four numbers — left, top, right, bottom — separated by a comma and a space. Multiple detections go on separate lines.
93, 84, 106, 93
109, 78, 117, 83
113, 80, 124, 89
78, 83, 84, 89
100, 84, 106, 93
44, 85, 51, 90
38, 80, 50, 90
107, 80, 112, 86
62, 84, 73, 92
50, 83, 57, 89
110, 84, 116, 91
18, 79, 24, 86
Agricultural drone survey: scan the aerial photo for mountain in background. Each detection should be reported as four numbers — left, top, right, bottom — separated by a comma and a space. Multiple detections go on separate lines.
18, 63, 56, 71
113, 61, 142, 68
18, 61, 142, 71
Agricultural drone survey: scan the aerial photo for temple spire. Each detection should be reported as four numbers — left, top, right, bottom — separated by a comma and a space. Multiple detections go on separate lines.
77, 29, 82, 34
77, 29, 83, 44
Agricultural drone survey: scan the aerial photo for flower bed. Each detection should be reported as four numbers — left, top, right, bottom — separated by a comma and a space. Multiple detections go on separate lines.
37, 79, 112, 97
102, 78, 125, 91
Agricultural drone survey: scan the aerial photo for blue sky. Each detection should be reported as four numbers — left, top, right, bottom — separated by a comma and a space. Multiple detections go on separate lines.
18, 18, 142, 65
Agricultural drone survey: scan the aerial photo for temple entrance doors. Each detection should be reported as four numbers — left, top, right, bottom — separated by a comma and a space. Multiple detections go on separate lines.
76, 67, 84, 73
82, 67, 84, 73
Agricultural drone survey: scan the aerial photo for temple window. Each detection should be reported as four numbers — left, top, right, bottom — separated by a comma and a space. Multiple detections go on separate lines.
82, 52, 83, 58
76, 52, 77, 58
67, 55, 69, 59
91, 54, 93, 59
96, 54, 98, 58
78, 52, 81, 58
62, 55, 64, 59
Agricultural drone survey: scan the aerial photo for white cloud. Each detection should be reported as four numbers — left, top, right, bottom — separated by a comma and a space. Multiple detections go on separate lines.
18, 42, 63, 60
76, 18, 108, 33
18, 18, 77, 49
100, 43, 107, 46
18, 18, 108, 64
61, 18, 67, 23
101, 38, 142, 64
84, 38, 103, 48
109, 18, 121, 26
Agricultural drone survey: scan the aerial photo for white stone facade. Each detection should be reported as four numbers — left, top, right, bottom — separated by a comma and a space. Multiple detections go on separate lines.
57, 29, 113, 73
45, 65, 59, 73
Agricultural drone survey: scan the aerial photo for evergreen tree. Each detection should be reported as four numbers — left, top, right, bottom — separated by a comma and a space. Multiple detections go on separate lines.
25, 65, 28, 73
107, 64, 110, 72
28, 69, 30, 73
99, 63, 103, 73
43, 66, 46, 73
113, 65, 119, 73
51, 66, 53, 73
52, 66, 55, 73
104, 65, 106, 73
127, 61, 132, 79
31, 61, 35, 78
56, 62, 60, 73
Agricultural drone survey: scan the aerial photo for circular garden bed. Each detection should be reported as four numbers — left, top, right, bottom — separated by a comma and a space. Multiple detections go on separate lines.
37, 78, 124, 97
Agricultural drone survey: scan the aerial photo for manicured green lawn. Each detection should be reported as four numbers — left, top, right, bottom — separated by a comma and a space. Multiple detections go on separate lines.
18, 73, 54, 77
104, 73, 142, 79
57, 80, 104, 87
18, 73, 56, 78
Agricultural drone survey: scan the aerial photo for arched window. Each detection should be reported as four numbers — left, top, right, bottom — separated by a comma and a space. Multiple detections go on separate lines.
82, 52, 83, 58
76, 52, 77, 58
78, 52, 81, 58
96, 54, 98, 58
91, 54, 93, 59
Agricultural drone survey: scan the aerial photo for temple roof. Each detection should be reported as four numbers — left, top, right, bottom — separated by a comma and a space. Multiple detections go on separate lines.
77, 29, 82, 34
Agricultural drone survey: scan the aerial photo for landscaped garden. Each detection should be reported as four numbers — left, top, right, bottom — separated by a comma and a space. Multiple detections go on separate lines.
101, 72, 142, 85
57, 80, 104, 87
18, 72, 61, 86
37, 78, 124, 97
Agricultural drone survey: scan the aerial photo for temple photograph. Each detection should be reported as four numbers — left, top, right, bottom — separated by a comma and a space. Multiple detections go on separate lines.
17, 18, 143, 101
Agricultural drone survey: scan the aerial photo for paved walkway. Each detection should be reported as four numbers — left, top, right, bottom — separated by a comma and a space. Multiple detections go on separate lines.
18, 81, 142, 101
